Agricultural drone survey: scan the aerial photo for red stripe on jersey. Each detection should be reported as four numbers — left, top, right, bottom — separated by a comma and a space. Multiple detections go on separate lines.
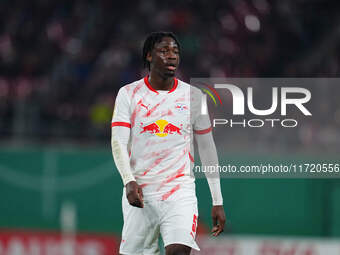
142, 157, 163, 176
146, 139, 168, 146
194, 126, 212, 135
144, 76, 159, 94
131, 81, 144, 98
142, 149, 172, 176
131, 99, 143, 127
168, 78, 178, 93
111, 122, 131, 128
175, 94, 185, 102
157, 162, 186, 191
156, 149, 187, 175
162, 184, 181, 201
144, 76, 178, 94
140, 183, 149, 188
144, 97, 166, 117
189, 152, 194, 162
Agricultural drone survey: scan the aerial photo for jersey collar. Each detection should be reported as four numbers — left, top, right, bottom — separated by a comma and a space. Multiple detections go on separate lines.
144, 76, 178, 94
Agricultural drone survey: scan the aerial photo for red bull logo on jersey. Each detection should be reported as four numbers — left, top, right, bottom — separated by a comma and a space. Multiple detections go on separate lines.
140, 119, 182, 137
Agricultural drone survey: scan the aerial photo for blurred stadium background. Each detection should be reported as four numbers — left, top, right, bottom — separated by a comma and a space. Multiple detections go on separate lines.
0, 0, 340, 254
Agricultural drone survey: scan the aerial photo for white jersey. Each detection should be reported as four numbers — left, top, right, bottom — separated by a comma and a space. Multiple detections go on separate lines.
112, 76, 211, 201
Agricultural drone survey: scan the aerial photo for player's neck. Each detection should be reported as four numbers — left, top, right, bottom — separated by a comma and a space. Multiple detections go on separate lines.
148, 72, 174, 91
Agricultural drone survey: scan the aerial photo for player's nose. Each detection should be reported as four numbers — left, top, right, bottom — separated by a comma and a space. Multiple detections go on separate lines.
167, 51, 178, 61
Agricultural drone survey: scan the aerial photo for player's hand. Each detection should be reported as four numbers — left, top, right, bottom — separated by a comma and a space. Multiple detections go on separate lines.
211, 205, 226, 236
125, 181, 144, 208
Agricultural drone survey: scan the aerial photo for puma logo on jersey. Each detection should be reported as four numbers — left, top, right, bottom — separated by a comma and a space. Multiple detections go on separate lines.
141, 103, 149, 110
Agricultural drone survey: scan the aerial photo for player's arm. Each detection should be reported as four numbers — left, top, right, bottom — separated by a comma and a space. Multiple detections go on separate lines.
195, 131, 226, 236
111, 87, 143, 208
193, 90, 225, 236
195, 131, 223, 206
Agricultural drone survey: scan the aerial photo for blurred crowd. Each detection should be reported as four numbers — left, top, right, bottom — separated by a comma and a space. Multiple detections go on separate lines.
0, 0, 340, 150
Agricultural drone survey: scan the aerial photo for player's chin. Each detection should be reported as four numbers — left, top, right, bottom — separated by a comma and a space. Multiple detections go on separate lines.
163, 70, 176, 78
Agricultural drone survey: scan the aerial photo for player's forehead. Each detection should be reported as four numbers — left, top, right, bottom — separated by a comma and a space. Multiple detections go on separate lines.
154, 36, 178, 49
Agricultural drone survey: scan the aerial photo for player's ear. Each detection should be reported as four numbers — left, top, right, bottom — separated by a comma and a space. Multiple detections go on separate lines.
146, 51, 152, 63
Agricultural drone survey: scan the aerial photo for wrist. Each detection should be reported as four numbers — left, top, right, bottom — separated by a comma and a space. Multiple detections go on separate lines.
213, 200, 223, 206
123, 175, 136, 186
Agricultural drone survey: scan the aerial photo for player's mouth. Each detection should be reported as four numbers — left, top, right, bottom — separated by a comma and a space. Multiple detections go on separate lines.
165, 64, 177, 71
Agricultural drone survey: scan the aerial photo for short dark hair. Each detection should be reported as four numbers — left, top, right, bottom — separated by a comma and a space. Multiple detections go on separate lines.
142, 31, 181, 70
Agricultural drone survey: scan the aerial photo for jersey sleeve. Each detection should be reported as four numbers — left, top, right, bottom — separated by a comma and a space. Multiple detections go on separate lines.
111, 87, 131, 128
193, 89, 212, 134
111, 87, 135, 185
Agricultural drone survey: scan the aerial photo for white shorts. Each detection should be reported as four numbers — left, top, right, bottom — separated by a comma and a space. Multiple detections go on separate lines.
119, 188, 200, 255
